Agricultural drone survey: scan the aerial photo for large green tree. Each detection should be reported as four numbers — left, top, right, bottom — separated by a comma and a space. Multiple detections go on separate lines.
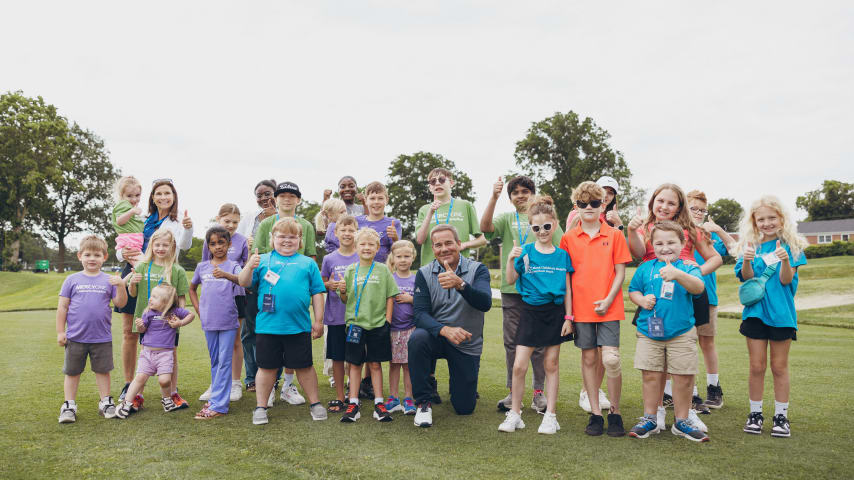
707, 198, 743, 233
0, 91, 68, 267
33, 123, 119, 272
386, 152, 476, 239
796, 180, 854, 221
513, 111, 643, 222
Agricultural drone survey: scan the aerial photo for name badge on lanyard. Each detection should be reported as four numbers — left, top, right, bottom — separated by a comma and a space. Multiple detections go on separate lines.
660, 281, 674, 300
262, 294, 276, 313
262, 256, 287, 313
648, 314, 665, 338
762, 252, 781, 266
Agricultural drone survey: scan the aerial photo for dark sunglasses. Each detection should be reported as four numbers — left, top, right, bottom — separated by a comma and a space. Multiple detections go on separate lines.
576, 200, 602, 209
531, 223, 553, 233
428, 176, 448, 186
152, 178, 173, 185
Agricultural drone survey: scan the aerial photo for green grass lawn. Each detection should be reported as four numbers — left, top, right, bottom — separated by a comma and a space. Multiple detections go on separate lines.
2, 308, 853, 478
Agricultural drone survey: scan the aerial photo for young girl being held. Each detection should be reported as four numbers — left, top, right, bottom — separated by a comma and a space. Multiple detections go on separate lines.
316, 198, 347, 237
200, 204, 249, 402
734, 196, 807, 438
112, 176, 145, 267
127, 229, 191, 411
384, 240, 418, 416
116, 285, 194, 418
190, 226, 245, 419
500, 196, 574, 435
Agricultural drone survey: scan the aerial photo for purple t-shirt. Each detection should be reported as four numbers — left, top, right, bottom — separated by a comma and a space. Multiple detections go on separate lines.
191, 260, 243, 331
324, 216, 402, 263
391, 272, 415, 330
202, 232, 249, 267
320, 250, 358, 326
140, 307, 191, 348
59, 272, 118, 343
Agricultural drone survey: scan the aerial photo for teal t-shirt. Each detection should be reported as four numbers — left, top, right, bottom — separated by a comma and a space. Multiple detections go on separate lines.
513, 242, 573, 306
344, 262, 399, 330
485, 211, 564, 294
629, 259, 703, 340
251, 251, 325, 335
734, 239, 806, 329
416, 198, 481, 267
693, 232, 728, 306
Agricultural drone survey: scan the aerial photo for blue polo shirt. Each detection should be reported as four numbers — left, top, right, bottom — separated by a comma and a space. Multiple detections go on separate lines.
251, 251, 325, 335
693, 232, 729, 306
514, 243, 574, 306
735, 239, 806, 329
629, 259, 703, 340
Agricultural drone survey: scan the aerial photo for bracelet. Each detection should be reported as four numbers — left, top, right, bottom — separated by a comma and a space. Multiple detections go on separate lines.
564, 315, 574, 321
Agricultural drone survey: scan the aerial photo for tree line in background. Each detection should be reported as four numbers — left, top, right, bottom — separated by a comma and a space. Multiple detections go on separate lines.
3, 91, 851, 272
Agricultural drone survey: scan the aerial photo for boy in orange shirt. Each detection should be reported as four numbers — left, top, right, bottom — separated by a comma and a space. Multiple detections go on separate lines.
559, 181, 632, 436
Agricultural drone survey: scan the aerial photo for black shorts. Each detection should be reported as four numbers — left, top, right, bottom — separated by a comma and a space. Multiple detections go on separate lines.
326, 324, 346, 361
344, 323, 392, 366
692, 290, 710, 326
235, 295, 247, 318
517, 301, 572, 347
740, 317, 797, 342
114, 263, 137, 314
256, 332, 313, 369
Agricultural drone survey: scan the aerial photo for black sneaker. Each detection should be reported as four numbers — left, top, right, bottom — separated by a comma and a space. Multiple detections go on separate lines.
427, 375, 442, 404
662, 393, 674, 408
358, 377, 373, 399
373, 403, 393, 422
340, 402, 361, 423
771, 414, 790, 438
744, 411, 763, 434
692, 395, 710, 414
118, 382, 130, 403
606, 413, 625, 437
585, 414, 604, 436
705, 384, 723, 409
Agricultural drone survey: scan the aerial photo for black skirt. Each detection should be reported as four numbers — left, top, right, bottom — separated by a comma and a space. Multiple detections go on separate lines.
517, 301, 573, 347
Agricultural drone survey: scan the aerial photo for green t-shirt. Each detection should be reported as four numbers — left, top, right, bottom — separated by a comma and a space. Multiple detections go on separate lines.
484, 211, 565, 294
344, 262, 399, 330
416, 198, 482, 267
132, 261, 190, 320
112, 200, 144, 234
253, 215, 317, 257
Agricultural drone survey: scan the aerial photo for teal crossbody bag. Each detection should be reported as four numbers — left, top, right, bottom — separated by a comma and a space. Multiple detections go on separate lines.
738, 262, 778, 306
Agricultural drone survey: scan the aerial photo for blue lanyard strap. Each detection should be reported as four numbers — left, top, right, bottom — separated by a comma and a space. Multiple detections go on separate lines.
266, 255, 287, 293
147, 262, 163, 301
434, 198, 454, 225
353, 262, 375, 319
515, 211, 529, 245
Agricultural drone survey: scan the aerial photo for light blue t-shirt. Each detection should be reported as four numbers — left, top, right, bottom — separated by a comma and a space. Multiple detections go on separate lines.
251, 251, 325, 335
694, 232, 729, 306
513, 243, 574, 306
629, 259, 704, 340
735, 239, 806, 329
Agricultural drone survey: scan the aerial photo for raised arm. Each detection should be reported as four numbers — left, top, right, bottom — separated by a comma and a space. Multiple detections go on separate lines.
479, 177, 503, 234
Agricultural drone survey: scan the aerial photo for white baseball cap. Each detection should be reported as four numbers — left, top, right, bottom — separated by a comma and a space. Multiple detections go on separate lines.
596, 176, 620, 195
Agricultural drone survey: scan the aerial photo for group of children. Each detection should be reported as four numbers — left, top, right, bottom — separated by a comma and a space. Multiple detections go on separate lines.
56, 169, 808, 443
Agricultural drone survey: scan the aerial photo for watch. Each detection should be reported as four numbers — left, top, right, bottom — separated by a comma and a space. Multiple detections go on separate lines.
617, 225, 624, 231
456, 280, 466, 291
564, 314, 574, 321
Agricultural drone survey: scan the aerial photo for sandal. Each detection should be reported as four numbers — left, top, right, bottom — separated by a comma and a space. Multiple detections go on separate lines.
194, 407, 225, 420
247, 382, 256, 392
327, 399, 345, 413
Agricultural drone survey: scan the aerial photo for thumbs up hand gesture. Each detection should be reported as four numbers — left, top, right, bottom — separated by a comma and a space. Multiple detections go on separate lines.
492, 176, 504, 200
659, 258, 680, 282
508, 240, 523, 260
248, 248, 261, 269
606, 206, 623, 227
628, 206, 645, 231
774, 240, 789, 263
108, 272, 124, 286
437, 259, 463, 290
386, 220, 399, 242
743, 242, 756, 261
181, 209, 193, 229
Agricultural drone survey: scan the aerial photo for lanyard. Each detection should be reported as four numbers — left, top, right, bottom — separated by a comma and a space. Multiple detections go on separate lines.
434, 198, 454, 225
147, 262, 164, 301
275, 213, 298, 222
353, 262, 375, 319
266, 255, 288, 294
515, 211, 529, 245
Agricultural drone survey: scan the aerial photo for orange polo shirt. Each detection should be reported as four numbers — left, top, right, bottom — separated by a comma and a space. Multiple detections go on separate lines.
559, 220, 632, 323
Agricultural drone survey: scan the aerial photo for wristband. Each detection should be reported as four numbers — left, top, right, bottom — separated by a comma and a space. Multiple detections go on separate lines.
564, 315, 574, 321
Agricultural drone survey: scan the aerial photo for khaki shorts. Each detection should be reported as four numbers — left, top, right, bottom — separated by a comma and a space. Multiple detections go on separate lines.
696, 305, 717, 337
634, 328, 698, 375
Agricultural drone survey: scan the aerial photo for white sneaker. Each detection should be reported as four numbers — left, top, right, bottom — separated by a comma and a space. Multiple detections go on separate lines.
280, 384, 306, 405
414, 403, 432, 427
328, 376, 335, 388
579, 390, 592, 413
688, 409, 708, 433
598, 389, 611, 411
253, 407, 268, 425
657, 406, 667, 430
267, 387, 276, 408
58, 401, 77, 424
538, 412, 560, 434
230, 382, 242, 402
199, 386, 212, 401
98, 396, 117, 419
498, 410, 525, 433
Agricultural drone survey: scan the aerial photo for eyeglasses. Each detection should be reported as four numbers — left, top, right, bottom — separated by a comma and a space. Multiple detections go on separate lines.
256, 191, 273, 199
575, 200, 602, 209
152, 178, 173, 185
689, 207, 709, 215
273, 234, 300, 241
428, 177, 448, 186
531, 223, 553, 233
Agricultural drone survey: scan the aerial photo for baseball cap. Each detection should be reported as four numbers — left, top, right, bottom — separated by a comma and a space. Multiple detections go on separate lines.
596, 176, 620, 195
275, 181, 301, 198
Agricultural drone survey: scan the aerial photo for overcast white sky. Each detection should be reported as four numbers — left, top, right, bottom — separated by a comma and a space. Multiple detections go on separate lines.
4, 1, 853, 240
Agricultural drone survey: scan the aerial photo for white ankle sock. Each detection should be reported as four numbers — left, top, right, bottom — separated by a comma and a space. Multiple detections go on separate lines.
749, 399, 763, 413
283, 373, 294, 388
774, 401, 789, 417
374, 397, 384, 405
664, 380, 673, 396
349, 397, 359, 404
692, 385, 698, 396
707, 373, 719, 386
